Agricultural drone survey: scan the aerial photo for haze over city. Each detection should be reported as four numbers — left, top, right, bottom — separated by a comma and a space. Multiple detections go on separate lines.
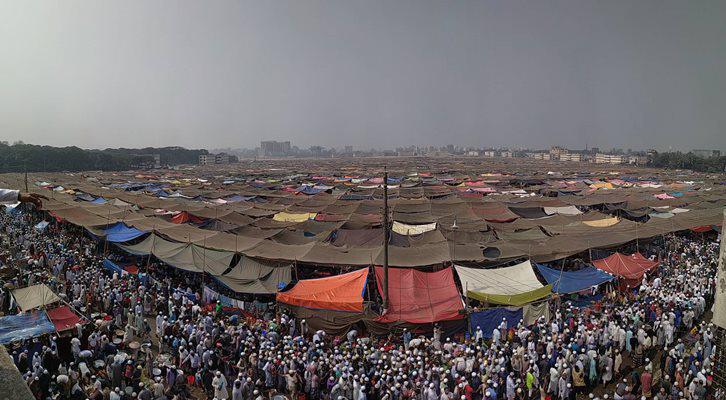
1, 0, 725, 151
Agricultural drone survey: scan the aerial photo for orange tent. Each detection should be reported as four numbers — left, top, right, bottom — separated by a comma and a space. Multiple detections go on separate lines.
276, 268, 368, 312
592, 252, 658, 289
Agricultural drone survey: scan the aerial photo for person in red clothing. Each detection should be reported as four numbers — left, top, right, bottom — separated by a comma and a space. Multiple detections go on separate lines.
640, 368, 653, 398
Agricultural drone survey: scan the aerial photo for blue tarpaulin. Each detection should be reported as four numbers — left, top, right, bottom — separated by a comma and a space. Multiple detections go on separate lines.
90, 197, 107, 204
536, 264, 614, 294
35, 221, 50, 231
0, 311, 56, 344
102, 259, 125, 275
297, 186, 326, 195
103, 223, 146, 243
469, 307, 523, 338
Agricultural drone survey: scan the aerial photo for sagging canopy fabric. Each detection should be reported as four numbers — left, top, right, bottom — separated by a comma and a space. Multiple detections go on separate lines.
0, 311, 56, 344
276, 268, 368, 312
592, 252, 659, 288
535, 264, 614, 294
375, 266, 464, 324
391, 221, 437, 235
102, 222, 147, 243
455, 261, 551, 306
46, 306, 84, 331
273, 212, 317, 222
215, 256, 291, 294
12, 284, 61, 312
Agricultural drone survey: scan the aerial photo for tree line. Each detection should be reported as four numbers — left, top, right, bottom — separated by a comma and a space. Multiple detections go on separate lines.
647, 151, 726, 173
0, 142, 208, 172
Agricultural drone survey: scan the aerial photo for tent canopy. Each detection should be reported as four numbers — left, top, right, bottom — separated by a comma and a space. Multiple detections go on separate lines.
216, 256, 291, 294
276, 268, 368, 312
455, 260, 544, 295
12, 284, 61, 312
375, 266, 464, 324
46, 306, 84, 331
536, 263, 615, 294
592, 252, 658, 281
102, 222, 147, 243
0, 311, 56, 344
455, 261, 550, 306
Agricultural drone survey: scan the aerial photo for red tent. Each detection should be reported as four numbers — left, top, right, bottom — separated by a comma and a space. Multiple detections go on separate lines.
592, 252, 658, 289
171, 212, 206, 224
276, 268, 368, 312
375, 266, 464, 324
46, 306, 84, 331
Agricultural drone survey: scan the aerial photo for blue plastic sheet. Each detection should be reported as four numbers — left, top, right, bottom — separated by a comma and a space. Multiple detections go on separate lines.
0, 311, 56, 344
103, 259, 125, 275
536, 264, 614, 294
469, 307, 523, 338
103, 222, 147, 242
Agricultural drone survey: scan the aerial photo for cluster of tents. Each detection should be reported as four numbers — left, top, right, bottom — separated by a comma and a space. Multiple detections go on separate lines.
272, 254, 658, 335
6, 169, 721, 335
0, 284, 84, 344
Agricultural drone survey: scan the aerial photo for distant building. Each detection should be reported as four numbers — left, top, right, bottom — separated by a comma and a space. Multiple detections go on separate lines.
260, 140, 292, 157
483, 150, 496, 158
199, 154, 212, 165
549, 146, 568, 160
594, 153, 626, 164
628, 155, 649, 165
692, 149, 721, 158
466, 150, 480, 156
526, 152, 550, 160
501, 151, 514, 158
199, 153, 231, 165
559, 153, 582, 162
214, 153, 230, 164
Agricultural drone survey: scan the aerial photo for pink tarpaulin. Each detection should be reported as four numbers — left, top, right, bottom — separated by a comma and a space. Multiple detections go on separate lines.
375, 266, 465, 324
46, 306, 84, 331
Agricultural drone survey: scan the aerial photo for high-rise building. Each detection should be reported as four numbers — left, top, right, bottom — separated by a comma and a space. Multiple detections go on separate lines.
260, 141, 292, 157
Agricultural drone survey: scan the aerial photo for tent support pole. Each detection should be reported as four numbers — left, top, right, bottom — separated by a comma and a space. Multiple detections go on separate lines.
382, 167, 389, 311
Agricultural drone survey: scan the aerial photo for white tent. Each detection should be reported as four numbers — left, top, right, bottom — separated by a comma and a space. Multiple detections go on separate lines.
11, 284, 61, 312
454, 260, 545, 296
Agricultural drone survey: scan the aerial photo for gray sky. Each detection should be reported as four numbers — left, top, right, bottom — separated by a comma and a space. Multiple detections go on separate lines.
1, 1, 725, 151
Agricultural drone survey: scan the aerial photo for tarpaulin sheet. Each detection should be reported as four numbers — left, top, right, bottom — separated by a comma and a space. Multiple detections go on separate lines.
508, 207, 548, 219
273, 212, 317, 222
470, 307, 523, 338
12, 284, 61, 312
276, 268, 368, 312
375, 266, 464, 324
536, 264, 614, 294
103, 222, 147, 243
0, 311, 56, 344
216, 257, 291, 294
582, 217, 620, 227
46, 306, 83, 331
592, 252, 658, 288
455, 260, 544, 296
466, 285, 552, 306
391, 221, 437, 235
522, 302, 550, 325
103, 259, 125, 275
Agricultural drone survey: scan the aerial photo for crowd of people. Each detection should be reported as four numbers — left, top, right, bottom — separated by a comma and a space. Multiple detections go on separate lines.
0, 200, 722, 400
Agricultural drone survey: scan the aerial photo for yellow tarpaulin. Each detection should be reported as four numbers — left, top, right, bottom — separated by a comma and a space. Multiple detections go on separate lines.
273, 212, 317, 223
582, 217, 620, 227
392, 221, 437, 235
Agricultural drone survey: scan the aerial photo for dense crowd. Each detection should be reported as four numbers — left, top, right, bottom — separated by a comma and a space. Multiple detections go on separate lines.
0, 204, 722, 400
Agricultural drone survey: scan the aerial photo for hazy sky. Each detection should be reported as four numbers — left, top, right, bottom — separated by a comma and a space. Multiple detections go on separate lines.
1, 1, 725, 151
